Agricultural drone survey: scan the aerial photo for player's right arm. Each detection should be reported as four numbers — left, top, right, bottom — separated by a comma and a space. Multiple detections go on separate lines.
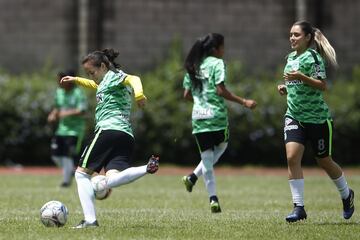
216, 83, 257, 109
183, 88, 193, 101
61, 76, 98, 89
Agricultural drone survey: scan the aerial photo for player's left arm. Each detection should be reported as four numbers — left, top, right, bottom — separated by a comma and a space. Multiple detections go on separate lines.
284, 71, 327, 91
123, 75, 146, 108
61, 76, 98, 89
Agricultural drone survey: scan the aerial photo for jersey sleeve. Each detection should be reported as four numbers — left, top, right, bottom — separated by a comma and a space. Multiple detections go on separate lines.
123, 75, 146, 100
74, 77, 98, 89
311, 59, 326, 80
303, 51, 327, 80
214, 60, 226, 85
183, 73, 192, 90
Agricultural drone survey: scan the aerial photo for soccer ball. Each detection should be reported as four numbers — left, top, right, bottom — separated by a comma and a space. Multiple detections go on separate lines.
91, 175, 111, 200
40, 200, 68, 227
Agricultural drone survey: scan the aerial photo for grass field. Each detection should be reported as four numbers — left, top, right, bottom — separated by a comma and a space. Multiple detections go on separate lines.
0, 169, 358, 240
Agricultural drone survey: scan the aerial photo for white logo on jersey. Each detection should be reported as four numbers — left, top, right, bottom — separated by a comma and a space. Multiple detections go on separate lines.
192, 107, 214, 120
288, 59, 299, 71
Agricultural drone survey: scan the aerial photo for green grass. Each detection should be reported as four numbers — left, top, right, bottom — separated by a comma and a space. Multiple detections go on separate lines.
0, 173, 359, 240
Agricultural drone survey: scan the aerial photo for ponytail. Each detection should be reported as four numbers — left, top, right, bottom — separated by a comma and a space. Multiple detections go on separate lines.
313, 28, 338, 68
184, 33, 224, 91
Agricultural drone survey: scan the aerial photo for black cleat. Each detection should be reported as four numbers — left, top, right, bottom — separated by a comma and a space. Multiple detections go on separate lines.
72, 220, 99, 229
286, 205, 307, 222
342, 189, 355, 220
60, 182, 71, 188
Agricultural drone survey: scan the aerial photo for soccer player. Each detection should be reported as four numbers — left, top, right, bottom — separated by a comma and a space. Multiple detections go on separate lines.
277, 21, 355, 222
47, 70, 87, 187
182, 33, 257, 213
61, 49, 159, 228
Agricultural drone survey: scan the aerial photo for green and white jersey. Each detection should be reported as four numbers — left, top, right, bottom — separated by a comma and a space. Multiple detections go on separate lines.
95, 70, 134, 137
183, 56, 228, 134
55, 87, 87, 136
284, 48, 331, 123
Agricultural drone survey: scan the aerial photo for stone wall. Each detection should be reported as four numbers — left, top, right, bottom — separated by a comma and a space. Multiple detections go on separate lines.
0, 0, 358, 75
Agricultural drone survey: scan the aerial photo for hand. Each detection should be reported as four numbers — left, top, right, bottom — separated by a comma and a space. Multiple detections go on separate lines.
283, 71, 303, 81
60, 76, 76, 84
277, 84, 287, 95
47, 112, 58, 123
136, 98, 146, 108
243, 99, 257, 109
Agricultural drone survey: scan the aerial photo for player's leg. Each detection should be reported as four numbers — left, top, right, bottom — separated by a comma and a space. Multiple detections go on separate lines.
73, 168, 98, 228
284, 117, 307, 222
106, 155, 159, 188
200, 148, 221, 213
73, 130, 106, 228
312, 120, 354, 219
183, 130, 227, 193
50, 136, 62, 167
101, 130, 159, 189
60, 136, 78, 187
192, 142, 228, 178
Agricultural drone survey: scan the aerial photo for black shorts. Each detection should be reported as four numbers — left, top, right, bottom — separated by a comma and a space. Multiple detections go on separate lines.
194, 128, 229, 153
78, 129, 134, 173
284, 116, 333, 158
51, 135, 81, 158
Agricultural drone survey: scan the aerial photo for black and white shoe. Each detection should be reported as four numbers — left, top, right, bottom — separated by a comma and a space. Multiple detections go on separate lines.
285, 204, 307, 223
342, 189, 355, 220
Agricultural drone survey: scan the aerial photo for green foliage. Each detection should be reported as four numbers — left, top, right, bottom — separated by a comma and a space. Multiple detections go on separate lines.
0, 68, 57, 164
1, 45, 360, 166
0, 173, 359, 239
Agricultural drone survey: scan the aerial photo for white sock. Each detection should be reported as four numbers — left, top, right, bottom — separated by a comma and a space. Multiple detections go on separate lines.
201, 149, 217, 197
62, 157, 74, 184
193, 142, 228, 177
289, 179, 304, 206
332, 173, 350, 199
75, 171, 96, 223
107, 166, 147, 188
51, 156, 62, 167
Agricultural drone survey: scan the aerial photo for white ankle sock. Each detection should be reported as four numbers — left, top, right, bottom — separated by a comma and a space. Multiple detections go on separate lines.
332, 173, 350, 199
106, 166, 147, 188
75, 171, 96, 222
289, 179, 304, 206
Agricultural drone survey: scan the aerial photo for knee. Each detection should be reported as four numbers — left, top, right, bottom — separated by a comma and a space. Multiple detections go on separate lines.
202, 162, 214, 175
286, 153, 300, 167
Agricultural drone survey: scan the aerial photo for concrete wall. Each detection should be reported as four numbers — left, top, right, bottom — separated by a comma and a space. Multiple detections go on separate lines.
0, 0, 358, 75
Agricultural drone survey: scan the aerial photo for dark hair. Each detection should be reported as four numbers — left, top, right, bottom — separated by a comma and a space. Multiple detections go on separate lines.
293, 21, 338, 68
184, 33, 224, 91
82, 48, 121, 71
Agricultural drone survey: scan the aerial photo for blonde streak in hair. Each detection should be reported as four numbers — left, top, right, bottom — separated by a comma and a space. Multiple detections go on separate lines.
314, 29, 338, 68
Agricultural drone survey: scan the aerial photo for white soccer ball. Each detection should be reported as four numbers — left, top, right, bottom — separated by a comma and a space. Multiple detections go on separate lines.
40, 200, 68, 227
91, 175, 111, 200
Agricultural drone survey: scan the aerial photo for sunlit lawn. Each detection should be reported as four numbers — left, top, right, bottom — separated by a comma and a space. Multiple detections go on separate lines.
0, 171, 358, 239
